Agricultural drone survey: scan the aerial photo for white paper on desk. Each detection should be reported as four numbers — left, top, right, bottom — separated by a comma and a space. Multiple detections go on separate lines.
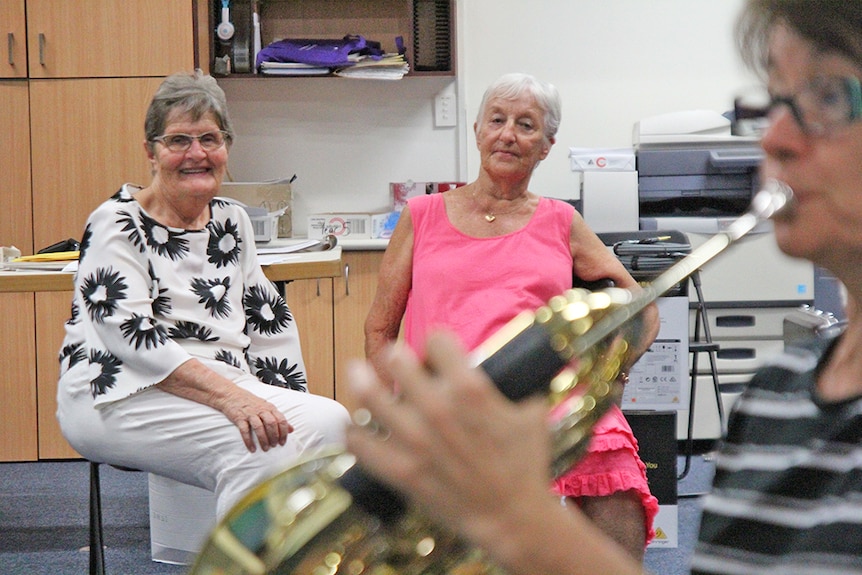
258, 254, 303, 266
257, 239, 322, 255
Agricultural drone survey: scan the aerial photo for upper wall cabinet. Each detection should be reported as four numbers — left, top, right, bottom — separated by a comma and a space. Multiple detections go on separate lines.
209, 0, 454, 77
25, 0, 196, 78
0, 1, 27, 78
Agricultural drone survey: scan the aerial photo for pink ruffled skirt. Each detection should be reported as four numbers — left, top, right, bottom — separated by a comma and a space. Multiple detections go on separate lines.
551, 404, 659, 546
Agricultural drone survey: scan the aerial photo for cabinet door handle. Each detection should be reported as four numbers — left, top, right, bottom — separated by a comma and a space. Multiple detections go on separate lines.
344, 263, 350, 296
6, 33, 13, 66
38, 33, 45, 66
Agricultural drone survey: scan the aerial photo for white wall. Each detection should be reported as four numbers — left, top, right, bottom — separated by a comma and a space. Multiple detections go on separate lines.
220, 0, 756, 235
220, 76, 460, 235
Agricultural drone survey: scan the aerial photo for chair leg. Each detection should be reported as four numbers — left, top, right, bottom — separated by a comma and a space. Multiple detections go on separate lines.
89, 461, 106, 575
679, 349, 699, 480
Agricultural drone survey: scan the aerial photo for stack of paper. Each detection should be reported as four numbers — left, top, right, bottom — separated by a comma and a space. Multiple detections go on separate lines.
335, 54, 409, 80
2, 250, 79, 271
259, 61, 332, 76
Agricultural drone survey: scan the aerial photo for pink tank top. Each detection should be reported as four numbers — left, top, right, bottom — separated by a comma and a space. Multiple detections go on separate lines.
404, 192, 574, 356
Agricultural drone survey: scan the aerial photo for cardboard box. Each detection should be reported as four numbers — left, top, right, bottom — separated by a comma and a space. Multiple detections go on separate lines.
308, 212, 374, 239
390, 181, 465, 211
622, 297, 689, 410
220, 179, 293, 237
148, 474, 217, 565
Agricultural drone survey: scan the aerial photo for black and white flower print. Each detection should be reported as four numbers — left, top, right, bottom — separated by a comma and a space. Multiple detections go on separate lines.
191, 277, 232, 318
207, 218, 242, 268
244, 284, 292, 336
79, 225, 93, 261
61, 188, 309, 403
215, 349, 242, 369
66, 302, 80, 326
254, 356, 307, 391
59, 342, 86, 370
81, 267, 128, 323
169, 321, 219, 342
140, 211, 189, 260
118, 210, 147, 253
147, 262, 172, 316
89, 349, 122, 397
120, 313, 169, 350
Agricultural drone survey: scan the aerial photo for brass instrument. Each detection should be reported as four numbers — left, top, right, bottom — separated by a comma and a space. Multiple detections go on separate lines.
189, 180, 793, 575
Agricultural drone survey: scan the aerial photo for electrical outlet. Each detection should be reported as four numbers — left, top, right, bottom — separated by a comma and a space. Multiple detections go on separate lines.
434, 93, 457, 127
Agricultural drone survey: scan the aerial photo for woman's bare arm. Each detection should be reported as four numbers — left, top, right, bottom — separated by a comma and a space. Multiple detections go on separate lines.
364, 207, 416, 384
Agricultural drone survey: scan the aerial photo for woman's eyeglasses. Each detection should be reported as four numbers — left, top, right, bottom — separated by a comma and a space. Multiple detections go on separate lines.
151, 130, 230, 152
734, 75, 862, 137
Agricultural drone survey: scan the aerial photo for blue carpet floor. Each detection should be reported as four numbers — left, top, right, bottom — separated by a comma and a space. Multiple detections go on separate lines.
0, 456, 714, 574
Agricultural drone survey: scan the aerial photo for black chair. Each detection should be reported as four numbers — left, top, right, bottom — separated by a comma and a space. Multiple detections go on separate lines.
88, 461, 142, 575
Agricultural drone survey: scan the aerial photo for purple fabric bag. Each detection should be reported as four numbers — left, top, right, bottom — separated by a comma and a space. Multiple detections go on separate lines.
256, 35, 383, 68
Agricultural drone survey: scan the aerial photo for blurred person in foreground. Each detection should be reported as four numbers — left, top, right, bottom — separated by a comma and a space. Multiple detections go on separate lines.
364, 72, 660, 559
56, 70, 349, 519
348, 1, 862, 573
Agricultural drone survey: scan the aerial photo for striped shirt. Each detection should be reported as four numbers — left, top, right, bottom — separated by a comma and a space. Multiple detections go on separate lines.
691, 337, 862, 574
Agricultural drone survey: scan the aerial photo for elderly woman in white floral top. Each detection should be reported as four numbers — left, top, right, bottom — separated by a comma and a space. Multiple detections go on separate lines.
56, 70, 349, 519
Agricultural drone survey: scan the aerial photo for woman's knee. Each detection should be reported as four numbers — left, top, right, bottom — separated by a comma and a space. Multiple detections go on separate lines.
308, 396, 351, 444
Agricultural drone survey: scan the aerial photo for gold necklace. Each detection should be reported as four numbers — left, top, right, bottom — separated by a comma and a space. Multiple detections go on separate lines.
473, 190, 530, 222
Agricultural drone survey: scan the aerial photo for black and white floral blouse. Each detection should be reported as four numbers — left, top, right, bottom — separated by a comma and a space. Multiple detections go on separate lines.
58, 184, 308, 405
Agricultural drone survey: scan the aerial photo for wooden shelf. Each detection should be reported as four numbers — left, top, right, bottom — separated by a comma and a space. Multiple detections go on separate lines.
209, 0, 454, 77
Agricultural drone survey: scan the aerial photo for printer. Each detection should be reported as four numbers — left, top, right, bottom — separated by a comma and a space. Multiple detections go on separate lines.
634, 110, 813, 304
633, 110, 816, 442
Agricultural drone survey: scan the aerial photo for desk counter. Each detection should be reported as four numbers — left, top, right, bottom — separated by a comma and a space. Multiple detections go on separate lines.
0, 247, 343, 293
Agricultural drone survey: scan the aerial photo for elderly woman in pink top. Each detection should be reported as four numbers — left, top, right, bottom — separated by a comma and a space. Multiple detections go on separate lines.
364, 72, 660, 560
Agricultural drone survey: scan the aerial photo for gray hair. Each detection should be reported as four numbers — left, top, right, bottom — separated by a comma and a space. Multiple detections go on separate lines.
144, 70, 234, 150
737, 0, 862, 77
475, 73, 561, 141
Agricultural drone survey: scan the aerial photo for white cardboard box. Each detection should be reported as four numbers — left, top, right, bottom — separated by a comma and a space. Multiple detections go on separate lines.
307, 212, 376, 239
569, 147, 636, 172
622, 297, 690, 411
649, 504, 679, 548
148, 474, 217, 565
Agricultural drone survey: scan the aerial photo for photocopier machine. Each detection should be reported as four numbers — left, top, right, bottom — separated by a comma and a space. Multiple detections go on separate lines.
573, 110, 843, 441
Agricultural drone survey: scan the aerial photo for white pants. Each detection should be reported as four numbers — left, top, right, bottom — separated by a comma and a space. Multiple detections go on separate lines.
57, 375, 350, 519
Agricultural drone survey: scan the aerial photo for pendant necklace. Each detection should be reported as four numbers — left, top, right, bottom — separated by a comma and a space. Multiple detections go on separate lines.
474, 190, 530, 222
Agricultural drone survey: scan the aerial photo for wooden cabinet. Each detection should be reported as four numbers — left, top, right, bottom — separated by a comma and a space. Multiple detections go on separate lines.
29, 77, 166, 250
0, 1, 201, 461
0, 0, 27, 79
208, 0, 454, 77
0, 293, 37, 461
286, 250, 384, 414
35, 291, 77, 459
286, 277, 336, 398
25, 0, 195, 78
0, 81, 31, 253
334, 251, 384, 414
